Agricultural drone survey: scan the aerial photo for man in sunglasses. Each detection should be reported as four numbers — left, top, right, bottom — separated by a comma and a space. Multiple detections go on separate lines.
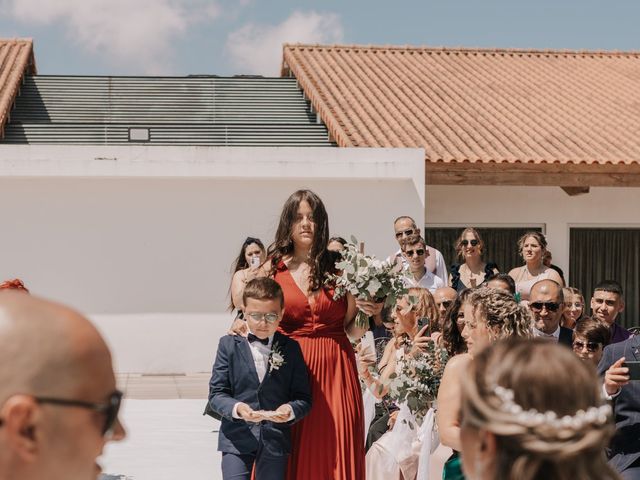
590, 280, 632, 345
389, 216, 448, 285
0, 291, 125, 480
400, 235, 445, 293
528, 279, 573, 347
434, 287, 458, 323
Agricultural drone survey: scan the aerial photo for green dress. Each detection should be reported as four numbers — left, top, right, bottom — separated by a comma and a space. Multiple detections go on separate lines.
442, 451, 465, 480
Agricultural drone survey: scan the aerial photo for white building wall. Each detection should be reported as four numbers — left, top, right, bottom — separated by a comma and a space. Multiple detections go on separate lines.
0, 145, 424, 373
426, 185, 640, 282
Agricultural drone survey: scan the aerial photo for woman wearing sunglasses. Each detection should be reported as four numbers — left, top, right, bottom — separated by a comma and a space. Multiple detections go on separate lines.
572, 317, 611, 367
449, 228, 498, 292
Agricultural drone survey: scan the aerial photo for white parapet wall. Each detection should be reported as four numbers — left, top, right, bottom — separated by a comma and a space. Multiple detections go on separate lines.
0, 145, 424, 373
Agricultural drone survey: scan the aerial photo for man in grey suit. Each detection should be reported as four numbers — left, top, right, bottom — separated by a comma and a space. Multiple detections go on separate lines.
599, 334, 640, 479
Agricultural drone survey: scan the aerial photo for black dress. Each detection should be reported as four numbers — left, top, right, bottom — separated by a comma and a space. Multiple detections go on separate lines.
450, 262, 498, 292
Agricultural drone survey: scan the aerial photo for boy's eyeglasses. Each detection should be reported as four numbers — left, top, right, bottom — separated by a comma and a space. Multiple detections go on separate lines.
404, 249, 425, 257
246, 312, 279, 323
572, 341, 602, 353
461, 239, 479, 247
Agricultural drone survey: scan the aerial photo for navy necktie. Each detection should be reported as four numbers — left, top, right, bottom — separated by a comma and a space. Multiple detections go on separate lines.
248, 333, 269, 345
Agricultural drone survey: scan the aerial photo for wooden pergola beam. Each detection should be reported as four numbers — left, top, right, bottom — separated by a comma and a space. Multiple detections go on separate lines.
426, 161, 640, 187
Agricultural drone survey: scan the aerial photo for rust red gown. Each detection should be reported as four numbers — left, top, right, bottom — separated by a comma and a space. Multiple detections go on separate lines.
274, 262, 365, 480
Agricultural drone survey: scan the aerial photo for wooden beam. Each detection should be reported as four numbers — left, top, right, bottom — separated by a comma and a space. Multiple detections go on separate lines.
426, 161, 640, 187
561, 186, 590, 196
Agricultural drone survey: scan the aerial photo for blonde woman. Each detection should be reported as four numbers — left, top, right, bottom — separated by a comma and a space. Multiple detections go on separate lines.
508, 231, 563, 302
459, 339, 618, 480
562, 286, 586, 329
437, 287, 533, 479
449, 228, 498, 292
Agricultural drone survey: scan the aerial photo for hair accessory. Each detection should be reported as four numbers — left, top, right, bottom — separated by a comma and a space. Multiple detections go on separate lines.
492, 384, 611, 430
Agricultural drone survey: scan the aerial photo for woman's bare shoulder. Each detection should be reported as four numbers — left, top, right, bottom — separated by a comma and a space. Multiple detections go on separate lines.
443, 352, 472, 375
507, 266, 521, 278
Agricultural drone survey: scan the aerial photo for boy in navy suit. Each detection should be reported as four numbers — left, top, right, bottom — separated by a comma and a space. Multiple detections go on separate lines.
209, 278, 311, 480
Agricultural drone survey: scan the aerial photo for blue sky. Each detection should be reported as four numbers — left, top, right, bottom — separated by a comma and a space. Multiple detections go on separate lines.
1, 0, 639, 77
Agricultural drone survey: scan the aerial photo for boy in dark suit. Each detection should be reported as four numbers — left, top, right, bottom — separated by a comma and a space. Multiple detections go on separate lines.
209, 278, 311, 480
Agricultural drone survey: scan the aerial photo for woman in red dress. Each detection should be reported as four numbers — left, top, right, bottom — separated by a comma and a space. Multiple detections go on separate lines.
269, 190, 367, 480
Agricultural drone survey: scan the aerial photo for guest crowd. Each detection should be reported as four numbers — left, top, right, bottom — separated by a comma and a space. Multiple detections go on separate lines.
0, 189, 638, 480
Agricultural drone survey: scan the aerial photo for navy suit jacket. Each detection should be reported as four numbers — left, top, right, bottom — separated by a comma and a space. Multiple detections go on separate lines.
598, 335, 640, 473
558, 326, 573, 348
208, 332, 312, 457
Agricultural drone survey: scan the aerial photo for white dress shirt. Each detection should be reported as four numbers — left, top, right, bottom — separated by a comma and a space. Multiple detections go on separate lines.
533, 325, 560, 342
232, 331, 294, 421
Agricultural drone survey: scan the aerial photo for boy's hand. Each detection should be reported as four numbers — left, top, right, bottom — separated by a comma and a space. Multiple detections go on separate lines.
236, 403, 261, 422
228, 318, 248, 336
269, 404, 293, 423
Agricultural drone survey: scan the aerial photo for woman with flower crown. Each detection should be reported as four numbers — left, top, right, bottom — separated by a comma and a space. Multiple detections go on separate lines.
437, 287, 533, 480
459, 338, 619, 480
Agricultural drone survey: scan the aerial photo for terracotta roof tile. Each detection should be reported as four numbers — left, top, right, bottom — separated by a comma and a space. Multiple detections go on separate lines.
0, 39, 36, 138
282, 44, 640, 165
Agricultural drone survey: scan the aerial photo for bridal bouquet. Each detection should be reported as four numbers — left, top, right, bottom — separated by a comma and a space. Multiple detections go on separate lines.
327, 236, 407, 328
387, 340, 449, 426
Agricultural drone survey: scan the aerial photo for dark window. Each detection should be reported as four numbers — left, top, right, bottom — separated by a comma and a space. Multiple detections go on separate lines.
569, 228, 640, 330
424, 226, 543, 277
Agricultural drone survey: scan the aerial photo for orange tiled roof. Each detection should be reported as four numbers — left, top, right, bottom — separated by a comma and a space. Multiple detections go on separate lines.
0, 39, 36, 139
282, 44, 640, 165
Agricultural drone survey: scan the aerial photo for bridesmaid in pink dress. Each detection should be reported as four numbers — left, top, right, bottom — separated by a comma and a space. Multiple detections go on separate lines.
268, 190, 368, 480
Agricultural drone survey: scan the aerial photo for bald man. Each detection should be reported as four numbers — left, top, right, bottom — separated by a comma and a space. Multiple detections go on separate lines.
0, 292, 125, 480
433, 287, 457, 325
528, 279, 573, 347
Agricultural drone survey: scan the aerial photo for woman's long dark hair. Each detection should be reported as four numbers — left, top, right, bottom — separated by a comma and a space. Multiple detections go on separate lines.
228, 237, 265, 311
269, 190, 337, 292
231, 237, 265, 274
442, 288, 471, 357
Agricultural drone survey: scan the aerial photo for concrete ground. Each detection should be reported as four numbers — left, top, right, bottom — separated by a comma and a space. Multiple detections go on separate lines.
99, 373, 450, 480
100, 373, 222, 480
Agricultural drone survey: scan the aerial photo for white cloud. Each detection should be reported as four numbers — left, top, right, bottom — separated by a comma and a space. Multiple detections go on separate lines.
226, 11, 343, 76
3, 0, 220, 74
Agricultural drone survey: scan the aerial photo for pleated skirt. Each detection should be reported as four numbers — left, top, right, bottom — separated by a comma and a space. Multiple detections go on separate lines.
287, 335, 365, 480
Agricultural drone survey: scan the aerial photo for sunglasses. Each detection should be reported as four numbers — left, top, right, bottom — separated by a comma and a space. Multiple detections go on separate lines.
572, 341, 602, 353
247, 312, 280, 323
404, 249, 425, 257
438, 300, 453, 309
530, 301, 561, 312
395, 228, 415, 239
461, 239, 479, 247
32, 390, 123, 436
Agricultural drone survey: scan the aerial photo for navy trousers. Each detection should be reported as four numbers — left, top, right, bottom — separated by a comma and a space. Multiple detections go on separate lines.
221, 451, 288, 480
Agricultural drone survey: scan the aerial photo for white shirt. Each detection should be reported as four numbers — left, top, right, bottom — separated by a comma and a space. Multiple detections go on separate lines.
533, 325, 560, 342
389, 247, 448, 286
232, 331, 294, 421
403, 270, 445, 293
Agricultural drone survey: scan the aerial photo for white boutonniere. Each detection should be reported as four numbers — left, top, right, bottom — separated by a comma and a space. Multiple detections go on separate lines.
269, 343, 285, 371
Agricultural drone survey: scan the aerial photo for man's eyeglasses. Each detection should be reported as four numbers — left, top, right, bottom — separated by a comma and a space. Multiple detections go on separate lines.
395, 228, 415, 239
0, 390, 123, 436
572, 341, 602, 353
404, 249, 425, 257
530, 302, 561, 312
438, 301, 453, 310
461, 239, 479, 247
246, 312, 280, 323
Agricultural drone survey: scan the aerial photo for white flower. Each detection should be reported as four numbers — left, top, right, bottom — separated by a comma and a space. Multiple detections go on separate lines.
366, 278, 382, 297
269, 344, 285, 371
